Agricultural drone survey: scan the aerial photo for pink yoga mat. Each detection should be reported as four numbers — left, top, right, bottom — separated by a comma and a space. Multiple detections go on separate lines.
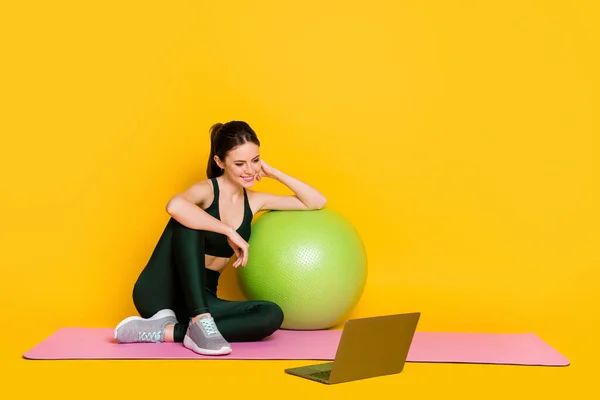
23, 328, 569, 366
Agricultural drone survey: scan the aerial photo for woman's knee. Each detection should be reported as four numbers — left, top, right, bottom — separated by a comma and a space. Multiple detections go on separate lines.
132, 284, 154, 318
216, 300, 284, 342
257, 301, 284, 332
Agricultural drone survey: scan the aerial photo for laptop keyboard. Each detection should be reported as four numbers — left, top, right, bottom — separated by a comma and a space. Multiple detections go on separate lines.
308, 370, 332, 380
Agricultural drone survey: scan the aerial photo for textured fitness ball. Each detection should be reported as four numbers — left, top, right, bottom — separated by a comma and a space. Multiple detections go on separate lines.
236, 208, 367, 330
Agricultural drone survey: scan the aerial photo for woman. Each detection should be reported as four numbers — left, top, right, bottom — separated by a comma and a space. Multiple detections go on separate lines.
113, 121, 327, 356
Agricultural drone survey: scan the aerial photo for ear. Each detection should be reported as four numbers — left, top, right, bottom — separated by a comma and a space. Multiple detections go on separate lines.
213, 155, 225, 169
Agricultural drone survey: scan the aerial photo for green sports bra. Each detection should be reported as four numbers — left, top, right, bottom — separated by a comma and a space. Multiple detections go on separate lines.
203, 177, 253, 258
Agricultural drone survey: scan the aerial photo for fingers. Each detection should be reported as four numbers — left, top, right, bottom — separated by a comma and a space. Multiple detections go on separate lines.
227, 234, 250, 268
233, 248, 241, 268
233, 246, 248, 268
239, 243, 248, 267
229, 239, 241, 268
233, 249, 247, 268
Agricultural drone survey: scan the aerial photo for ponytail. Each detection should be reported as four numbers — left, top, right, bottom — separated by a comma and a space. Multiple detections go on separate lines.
206, 123, 223, 178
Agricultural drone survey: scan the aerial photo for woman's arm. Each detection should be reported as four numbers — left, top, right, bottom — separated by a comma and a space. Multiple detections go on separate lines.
166, 180, 233, 236
254, 160, 328, 211
166, 179, 251, 267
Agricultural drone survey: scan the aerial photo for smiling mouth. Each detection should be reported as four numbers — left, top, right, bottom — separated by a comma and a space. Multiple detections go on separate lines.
241, 175, 254, 182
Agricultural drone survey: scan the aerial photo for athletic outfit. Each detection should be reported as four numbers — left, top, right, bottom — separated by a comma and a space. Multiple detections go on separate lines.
114, 178, 284, 355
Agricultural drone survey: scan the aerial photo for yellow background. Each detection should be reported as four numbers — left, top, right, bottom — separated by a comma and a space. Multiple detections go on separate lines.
1, 0, 598, 399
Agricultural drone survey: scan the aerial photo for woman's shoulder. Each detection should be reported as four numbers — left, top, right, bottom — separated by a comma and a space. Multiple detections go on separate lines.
190, 178, 215, 193
175, 178, 215, 208
246, 188, 267, 214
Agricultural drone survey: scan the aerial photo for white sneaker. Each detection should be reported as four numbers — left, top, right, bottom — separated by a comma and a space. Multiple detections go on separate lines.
114, 309, 178, 343
183, 315, 232, 355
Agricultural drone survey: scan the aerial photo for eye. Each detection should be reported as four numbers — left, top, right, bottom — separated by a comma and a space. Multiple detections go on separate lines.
235, 163, 244, 167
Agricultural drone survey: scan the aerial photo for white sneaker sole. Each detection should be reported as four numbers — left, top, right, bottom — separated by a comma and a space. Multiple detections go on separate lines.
183, 335, 232, 356
113, 309, 177, 339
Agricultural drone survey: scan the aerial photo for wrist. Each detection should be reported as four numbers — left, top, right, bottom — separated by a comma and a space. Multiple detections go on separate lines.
271, 168, 284, 181
222, 224, 235, 237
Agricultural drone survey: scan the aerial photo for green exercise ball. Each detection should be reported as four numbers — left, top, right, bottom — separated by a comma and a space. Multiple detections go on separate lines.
236, 208, 367, 330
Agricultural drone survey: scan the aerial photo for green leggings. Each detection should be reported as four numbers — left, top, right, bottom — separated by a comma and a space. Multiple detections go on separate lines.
132, 218, 284, 342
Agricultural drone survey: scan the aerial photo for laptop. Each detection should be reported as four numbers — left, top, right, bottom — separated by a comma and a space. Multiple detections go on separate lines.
284, 312, 421, 385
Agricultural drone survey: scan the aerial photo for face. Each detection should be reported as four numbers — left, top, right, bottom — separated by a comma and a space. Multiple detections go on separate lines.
215, 142, 261, 188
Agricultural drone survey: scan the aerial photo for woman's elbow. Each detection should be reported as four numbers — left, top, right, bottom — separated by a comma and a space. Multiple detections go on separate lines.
166, 196, 183, 216
312, 196, 327, 210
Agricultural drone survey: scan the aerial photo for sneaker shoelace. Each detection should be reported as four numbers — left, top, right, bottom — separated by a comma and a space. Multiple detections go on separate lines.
137, 330, 163, 343
200, 318, 219, 336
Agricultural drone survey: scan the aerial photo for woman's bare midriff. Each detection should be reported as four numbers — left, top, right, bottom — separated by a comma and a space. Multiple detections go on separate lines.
204, 254, 231, 273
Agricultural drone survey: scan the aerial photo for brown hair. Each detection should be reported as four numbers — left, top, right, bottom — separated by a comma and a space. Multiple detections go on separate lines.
206, 121, 261, 178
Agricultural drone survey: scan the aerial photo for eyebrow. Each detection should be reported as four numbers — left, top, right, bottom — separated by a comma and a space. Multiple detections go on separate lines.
234, 155, 260, 162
